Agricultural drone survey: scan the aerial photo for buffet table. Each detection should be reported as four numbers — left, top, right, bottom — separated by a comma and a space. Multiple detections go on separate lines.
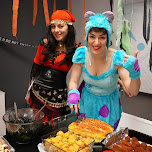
117, 112, 152, 136
3, 112, 152, 152
4, 137, 40, 152
4, 113, 78, 152
4, 124, 51, 152
3, 115, 105, 152
4, 123, 105, 152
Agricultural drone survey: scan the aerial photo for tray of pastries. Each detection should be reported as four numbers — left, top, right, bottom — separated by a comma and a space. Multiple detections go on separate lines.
68, 118, 113, 143
0, 135, 15, 152
102, 128, 152, 152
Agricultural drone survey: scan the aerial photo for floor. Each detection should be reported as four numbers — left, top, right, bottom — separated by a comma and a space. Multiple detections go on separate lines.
120, 91, 152, 121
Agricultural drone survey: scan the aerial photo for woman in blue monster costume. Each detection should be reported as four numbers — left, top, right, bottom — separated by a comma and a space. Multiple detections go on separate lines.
67, 11, 141, 130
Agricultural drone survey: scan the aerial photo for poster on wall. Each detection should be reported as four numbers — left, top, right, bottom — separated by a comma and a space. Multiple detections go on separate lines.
124, 1, 152, 94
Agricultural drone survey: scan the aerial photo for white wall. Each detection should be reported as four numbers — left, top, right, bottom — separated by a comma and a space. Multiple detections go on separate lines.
0, 91, 6, 135
124, 1, 152, 94
70, 0, 111, 45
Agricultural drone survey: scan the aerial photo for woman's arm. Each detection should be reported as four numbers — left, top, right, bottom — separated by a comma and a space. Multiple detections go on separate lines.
118, 66, 140, 96
68, 63, 82, 113
118, 78, 133, 97
118, 50, 141, 97
25, 63, 41, 104
69, 63, 82, 90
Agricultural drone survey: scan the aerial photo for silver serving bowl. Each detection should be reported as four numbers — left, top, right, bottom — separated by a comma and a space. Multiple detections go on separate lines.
3, 108, 45, 144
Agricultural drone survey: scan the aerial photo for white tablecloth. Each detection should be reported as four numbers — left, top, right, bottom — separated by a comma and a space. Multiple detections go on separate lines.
117, 112, 152, 136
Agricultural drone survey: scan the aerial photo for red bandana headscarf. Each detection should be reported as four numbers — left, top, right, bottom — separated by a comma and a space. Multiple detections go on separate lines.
50, 10, 75, 25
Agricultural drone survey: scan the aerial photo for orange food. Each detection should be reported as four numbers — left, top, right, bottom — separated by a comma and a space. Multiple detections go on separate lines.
108, 135, 152, 152
113, 144, 124, 151
68, 118, 113, 142
117, 142, 133, 152
140, 142, 147, 149
131, 143, 137, 149
147, 145, 152, 151
125, 136, 130, 142
131, 137, 138, 143
134, 147, 145, 152
121, 140, 132, 147
133, 141, 141, 147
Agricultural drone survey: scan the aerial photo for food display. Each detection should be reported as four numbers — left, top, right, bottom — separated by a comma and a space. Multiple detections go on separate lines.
0, 135, 15, 152
68, 118, 113, 143
108, 136, 152, 152
102, 128, 152, 152
42, 127, 94, 152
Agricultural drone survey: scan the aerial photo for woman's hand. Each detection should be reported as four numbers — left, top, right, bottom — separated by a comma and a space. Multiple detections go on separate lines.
123, 55, 141, 79
134, 50, 140, 58
68, 89, 80, 114
69, 102, 80, 115
123, 54, 129, 64
123, 50, 140, 64
124, 50, 140, 64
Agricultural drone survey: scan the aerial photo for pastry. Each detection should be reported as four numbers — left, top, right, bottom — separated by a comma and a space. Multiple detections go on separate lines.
68, 118, 113, 142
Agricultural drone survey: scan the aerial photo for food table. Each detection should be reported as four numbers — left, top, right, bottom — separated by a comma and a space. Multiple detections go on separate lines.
3, 113, 79, 152
3, 114, 109, 152
3, 112, 152, 152
4, 124, 51, 152
117, 112, 152, 137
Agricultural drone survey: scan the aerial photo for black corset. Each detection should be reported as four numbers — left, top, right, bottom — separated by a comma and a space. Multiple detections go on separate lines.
33, 65, 68, 90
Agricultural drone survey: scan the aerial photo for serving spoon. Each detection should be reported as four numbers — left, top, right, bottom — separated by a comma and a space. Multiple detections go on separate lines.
32, 103, 46, 121
14, 102, 24, 123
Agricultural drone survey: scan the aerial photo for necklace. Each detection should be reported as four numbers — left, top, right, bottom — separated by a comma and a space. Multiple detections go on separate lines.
58, 42, 64, 48
57, 42, 65, 52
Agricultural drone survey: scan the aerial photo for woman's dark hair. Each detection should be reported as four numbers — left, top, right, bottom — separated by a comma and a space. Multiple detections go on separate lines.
89, 27, 108, 43
41, 24, 76, 65
89, 27, 107, 35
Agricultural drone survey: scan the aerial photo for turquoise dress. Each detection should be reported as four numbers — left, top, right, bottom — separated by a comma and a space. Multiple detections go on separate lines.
72, 46, 127, 130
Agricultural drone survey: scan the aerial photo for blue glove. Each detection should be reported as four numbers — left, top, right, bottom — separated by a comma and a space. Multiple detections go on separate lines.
123, 56, 141, 79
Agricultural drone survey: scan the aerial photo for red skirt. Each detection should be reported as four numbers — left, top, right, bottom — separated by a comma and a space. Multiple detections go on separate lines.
29, 91, 66, 123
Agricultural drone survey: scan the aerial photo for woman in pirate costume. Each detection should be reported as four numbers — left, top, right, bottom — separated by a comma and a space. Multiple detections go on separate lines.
25, 10, 79, 122
68, 11, 141, 130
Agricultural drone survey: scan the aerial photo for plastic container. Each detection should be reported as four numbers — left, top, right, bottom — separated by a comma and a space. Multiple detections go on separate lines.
42, 127, 94, 152
3, 108, 45, 144
0, 135, 15, 152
